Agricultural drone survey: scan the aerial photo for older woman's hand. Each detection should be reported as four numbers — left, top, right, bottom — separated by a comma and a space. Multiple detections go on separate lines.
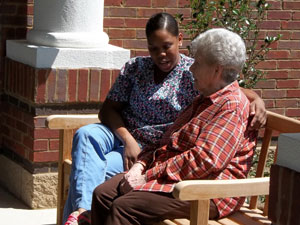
120, 162, 146, 194
249, 97, 267, 130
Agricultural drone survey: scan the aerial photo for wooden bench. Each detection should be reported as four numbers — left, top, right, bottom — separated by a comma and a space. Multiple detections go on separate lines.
46, 111, 300, 225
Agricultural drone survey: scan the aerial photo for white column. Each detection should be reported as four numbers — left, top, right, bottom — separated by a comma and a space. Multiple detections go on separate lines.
6, 0, 130, 69
26, 0, 109, 48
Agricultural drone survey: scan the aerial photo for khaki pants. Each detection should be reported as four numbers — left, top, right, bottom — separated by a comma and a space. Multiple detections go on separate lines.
91, 173, 218, 225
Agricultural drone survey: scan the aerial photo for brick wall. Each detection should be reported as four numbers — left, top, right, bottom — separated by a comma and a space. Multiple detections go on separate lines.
1, 0, 300, 172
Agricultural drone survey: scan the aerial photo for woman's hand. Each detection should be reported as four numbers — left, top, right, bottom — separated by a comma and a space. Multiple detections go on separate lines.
123, 139, 141, 170
120, 163, 146, 194
249, 97, 267, 130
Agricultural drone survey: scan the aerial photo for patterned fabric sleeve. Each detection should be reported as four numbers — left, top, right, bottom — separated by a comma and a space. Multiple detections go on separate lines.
144, 103, 247, 182
106, 58, 137, 102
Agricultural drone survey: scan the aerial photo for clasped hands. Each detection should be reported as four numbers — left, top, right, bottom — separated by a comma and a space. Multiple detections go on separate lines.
120, 162, 146, 194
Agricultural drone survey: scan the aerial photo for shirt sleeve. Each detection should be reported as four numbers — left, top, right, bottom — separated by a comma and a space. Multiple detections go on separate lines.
144, 105, 248, 182
106, 58, 137, 102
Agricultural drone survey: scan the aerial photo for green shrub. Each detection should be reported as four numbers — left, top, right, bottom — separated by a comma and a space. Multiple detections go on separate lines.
177, 0, 281, 88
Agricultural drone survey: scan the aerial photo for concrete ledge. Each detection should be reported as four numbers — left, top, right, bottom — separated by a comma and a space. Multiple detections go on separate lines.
0, 155, 57, 208
6, 40, 130, 69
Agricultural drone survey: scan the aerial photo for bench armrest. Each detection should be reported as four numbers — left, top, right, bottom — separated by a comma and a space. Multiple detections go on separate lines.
46, 114, 100, 129
173, 177, 269, 201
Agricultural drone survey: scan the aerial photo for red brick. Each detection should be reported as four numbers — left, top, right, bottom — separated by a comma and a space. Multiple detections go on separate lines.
258, 21, 281, 30
34, 117, 46, 128
287, 89, 300, 98
14, 143, 25, 158
278, 41, 300, 50
104, 0, 122, 6
268, 31, 291, 40
125, 18, 148, 28
33, 140, 48, 151
137, 8, 163, 17
284, 2, 300, 10
108, 29, 136, 39
293, 12, 300, 20
256, 61, 277, 69
104, 18, 125, 28
111, 70, 120, 84
123, 40, 147, 49
32, 151, 59, 163
262, 89, 286, 99
49, 139, 59, 150
254, 80, 276, 89
289, 71, 300, 79
27, 5, 34, 15
0, 4, 17, 14
16, 121, 27, 133
109, 39, 123, 47
266, 71, 288, 79
267, 50, 290, 59
136, 29, 146, 39
23, 135, 33, 149
268, 1, 282, 10
100, 70, 111, 102
268, 11, 291, 20
152, 0, 177, 7
90, 69, 100, 102
278, 61, 300, 69
264, 99, 275, 108
291, 51, 300, 58
56, 69, 67, 102
78, 69, 89, 102
46, 69, 57, 103
68, 69, 77, 102
124, 0, 151, 7
276, 99, 298, 108
108, 8, 136, 17
277, 80, 299, 88
286, 109, 300, 117
178, 0, 190, 7
166, 8, 191, 18
12, 129, 22, 143
282, 21, 300, 30
34, 128, 59, 139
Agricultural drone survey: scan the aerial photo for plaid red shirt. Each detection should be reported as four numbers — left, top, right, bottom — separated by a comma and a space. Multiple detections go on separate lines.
135, 81, 257, 218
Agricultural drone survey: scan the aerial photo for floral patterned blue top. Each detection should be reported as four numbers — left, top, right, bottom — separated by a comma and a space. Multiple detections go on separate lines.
106, 54, 199, 148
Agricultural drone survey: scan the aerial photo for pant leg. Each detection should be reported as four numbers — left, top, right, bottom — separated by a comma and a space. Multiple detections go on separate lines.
92, 174, 218, 225
63, 123, 124, 225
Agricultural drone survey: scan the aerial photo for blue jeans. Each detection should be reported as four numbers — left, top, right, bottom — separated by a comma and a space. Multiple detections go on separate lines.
62, 123, 124, 225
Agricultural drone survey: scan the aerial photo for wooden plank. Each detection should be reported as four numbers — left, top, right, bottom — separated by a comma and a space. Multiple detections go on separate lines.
227, 211, 267, 225
239, 207, 271, 224
217, 218, 241, 225
266, 111, 300, 133
156, 220, 177, 225
190, 200, 210, 225
56, 129, 73, 225
46, 114, 99, 129
173, 178, 269, 201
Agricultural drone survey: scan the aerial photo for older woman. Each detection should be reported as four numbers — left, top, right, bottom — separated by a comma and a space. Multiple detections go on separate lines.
90, 28, 258, 225
93, 28, 257, 225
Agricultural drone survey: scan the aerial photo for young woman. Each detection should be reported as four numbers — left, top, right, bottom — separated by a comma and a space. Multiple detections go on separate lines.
64, 13, 266, 225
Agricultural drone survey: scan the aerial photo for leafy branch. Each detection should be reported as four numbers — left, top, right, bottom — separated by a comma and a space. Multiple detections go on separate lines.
176, 0, 281, 88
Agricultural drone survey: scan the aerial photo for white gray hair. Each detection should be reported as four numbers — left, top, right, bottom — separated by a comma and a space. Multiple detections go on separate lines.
190, 28, 246, 83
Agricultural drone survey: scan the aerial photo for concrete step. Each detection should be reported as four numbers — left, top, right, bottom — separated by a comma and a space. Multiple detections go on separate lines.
0, 186, 56, 225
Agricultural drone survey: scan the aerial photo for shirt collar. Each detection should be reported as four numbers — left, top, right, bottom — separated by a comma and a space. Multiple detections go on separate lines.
205, 81, 240, 104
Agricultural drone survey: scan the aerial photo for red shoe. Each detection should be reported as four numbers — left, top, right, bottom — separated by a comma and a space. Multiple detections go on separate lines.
65, 211, 79, 225
78, 211, 91, 225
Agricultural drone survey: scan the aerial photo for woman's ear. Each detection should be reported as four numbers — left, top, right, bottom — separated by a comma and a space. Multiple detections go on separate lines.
215, 65, 223, 79
178, 33, 183, 47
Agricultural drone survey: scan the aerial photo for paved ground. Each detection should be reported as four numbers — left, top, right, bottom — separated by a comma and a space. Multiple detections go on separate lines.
0, 186, 56, 225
